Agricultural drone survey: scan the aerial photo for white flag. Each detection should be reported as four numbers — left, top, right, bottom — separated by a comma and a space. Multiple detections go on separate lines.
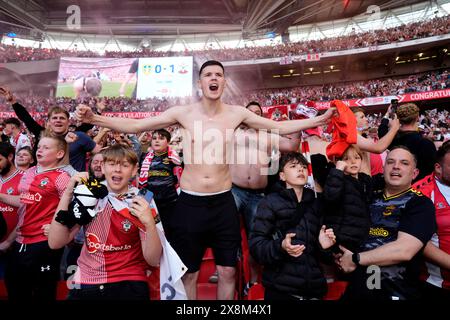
156, 224, 188, 300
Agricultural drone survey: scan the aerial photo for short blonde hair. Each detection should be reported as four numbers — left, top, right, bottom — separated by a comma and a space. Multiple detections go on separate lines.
40, 130, 69, 165
338, 144, 363, 162
102, 144, 138, 166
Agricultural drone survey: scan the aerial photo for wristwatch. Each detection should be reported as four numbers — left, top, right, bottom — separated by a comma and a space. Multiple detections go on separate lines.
352, 252, 361, 266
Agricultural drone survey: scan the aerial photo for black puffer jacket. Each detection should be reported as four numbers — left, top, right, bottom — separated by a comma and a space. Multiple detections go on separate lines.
323, 168, 372, 252
249, 187, 327, 298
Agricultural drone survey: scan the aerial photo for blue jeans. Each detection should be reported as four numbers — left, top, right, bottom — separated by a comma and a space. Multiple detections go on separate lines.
231, 185, 265, 234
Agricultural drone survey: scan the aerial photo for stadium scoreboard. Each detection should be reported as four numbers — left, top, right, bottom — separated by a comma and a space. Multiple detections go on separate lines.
136, 56, 193, 99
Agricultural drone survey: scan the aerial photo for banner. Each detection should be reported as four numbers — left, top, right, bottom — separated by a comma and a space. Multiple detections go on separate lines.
1, 89, 448, 120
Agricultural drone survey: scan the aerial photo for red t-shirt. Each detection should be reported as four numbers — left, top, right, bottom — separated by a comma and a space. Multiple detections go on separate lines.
16, 166, 71, 244
74, 201, 149, 284
0, 169, 24, 241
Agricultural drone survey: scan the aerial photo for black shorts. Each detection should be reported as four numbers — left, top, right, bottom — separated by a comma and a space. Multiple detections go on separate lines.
166, 190, 241, 273
68, 280, 149, 300
5, 241, 64, 301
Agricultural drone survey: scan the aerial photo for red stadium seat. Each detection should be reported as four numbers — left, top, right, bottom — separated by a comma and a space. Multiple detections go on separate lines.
0, 280, 7, 300
197, 283, 217, 300
198, 259, 216, 284
246, 283, 265, 300
147, 267, 160, 300
56, 280, 69, 300
324, 281, 348, 300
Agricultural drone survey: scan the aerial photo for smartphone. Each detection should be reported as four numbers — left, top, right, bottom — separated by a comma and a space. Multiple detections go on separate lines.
389, 99, 399, 119
138, 188, 154, 204
138, 189, 160, 223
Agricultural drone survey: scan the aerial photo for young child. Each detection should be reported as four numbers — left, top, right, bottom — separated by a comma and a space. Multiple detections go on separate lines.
138, 129, 182, 228
49, 144, 162, 300
323, 144, 373, 253
249, 152, 336, 300
0, 132, 71, 300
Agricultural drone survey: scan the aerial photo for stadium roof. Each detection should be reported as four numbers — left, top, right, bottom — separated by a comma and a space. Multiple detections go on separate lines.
0, 0, 428, 38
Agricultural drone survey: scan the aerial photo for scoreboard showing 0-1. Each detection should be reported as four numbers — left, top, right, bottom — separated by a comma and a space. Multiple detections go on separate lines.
136, 56, 193, 99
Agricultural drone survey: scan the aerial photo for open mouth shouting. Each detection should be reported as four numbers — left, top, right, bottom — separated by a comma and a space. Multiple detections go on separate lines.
209, 83, 219, 92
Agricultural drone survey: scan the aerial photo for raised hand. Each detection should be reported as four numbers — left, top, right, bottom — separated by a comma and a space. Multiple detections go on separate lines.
335, 160, 348, 172
282, 233, 306, 258
318, 225, 336, 249
130, 196, 155, 228
75, 104, 95, 123
0, 87, 16, 103
65, 132, 78, 144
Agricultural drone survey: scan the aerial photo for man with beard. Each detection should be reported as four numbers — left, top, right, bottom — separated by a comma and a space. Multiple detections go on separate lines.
0, 143, 24, 277
88, 152, 105, 180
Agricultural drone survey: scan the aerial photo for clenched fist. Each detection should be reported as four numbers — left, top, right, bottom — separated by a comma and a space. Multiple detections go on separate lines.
75, 104, 95, 123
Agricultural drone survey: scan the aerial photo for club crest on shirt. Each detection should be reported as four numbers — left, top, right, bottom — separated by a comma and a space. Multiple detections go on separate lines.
39, 177, 49, 188
6, 187, 14, 195
383, 205, 396, 216
436, 202, 446, 209
121, 219, 132, 232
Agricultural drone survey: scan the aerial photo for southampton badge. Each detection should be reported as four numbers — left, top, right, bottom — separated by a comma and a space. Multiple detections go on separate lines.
39, 177, 49, 188
122, 219, 132, 232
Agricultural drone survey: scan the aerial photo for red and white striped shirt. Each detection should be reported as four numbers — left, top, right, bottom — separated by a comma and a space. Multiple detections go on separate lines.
16, 166, 70, 244
0, 169, 23, 241
74, 201, 149, 285
415, 175, 450, 290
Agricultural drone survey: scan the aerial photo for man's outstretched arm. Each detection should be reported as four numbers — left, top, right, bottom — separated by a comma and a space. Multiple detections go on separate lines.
75, 104, 180, 133
357, 116, 400, 154
240, 106, 335, 135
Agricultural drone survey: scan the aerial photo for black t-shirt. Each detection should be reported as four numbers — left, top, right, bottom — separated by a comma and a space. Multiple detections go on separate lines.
144, 151, 179, 205
378, 120, 437, 182
345, 188, 436, 300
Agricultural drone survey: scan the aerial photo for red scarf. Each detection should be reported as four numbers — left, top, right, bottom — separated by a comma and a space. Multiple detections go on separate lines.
325, 100, 358, 159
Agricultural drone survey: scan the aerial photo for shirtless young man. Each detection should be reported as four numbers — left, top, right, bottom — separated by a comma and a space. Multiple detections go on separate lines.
75, 60, 334, 300
230, 101, 301, 287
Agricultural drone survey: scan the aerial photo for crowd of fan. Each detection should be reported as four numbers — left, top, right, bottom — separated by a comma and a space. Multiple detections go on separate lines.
0, 16, 448, 63
0, 69, 448, 114
242, 69, 449, 106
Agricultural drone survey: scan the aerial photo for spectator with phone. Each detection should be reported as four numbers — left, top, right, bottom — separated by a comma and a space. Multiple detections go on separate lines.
249, 152, 336, 300
48, 144, 162, 300
378, 103, 437, 182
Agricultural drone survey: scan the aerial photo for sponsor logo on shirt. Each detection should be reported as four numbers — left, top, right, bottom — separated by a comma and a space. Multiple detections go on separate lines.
369, 227, 389, 237
0, 206, 14, 212
20, 192, 42, 203
85, 232, 131, 254
148, 170, 170, 177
